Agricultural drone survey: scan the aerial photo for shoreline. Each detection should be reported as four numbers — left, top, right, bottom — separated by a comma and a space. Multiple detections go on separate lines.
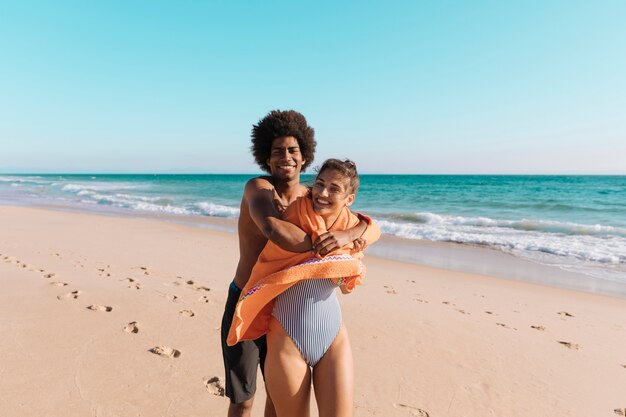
2, 199, 625, 299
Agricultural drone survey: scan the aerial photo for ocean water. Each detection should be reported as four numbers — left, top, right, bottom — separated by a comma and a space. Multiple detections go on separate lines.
1, 174, 625, 283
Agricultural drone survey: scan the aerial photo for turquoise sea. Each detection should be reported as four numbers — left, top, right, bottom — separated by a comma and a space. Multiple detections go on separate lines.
1, 174, 625, 283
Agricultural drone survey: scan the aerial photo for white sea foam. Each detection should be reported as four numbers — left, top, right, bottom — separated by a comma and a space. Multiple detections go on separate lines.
0, 176, 50, 185
62, 183, 142, 192
77, 192, 161, 207
377, 217, 626, 281
393, 212, 626, 238
194, 202, 240, 218
113, 193, 163, 203
68, 186, 240, 219
130, 202, 191, 215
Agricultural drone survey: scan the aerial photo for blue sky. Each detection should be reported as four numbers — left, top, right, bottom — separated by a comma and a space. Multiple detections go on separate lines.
1, 1, 625, 174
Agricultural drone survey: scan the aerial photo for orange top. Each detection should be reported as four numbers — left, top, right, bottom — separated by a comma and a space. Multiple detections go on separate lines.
227, 196, 380, 346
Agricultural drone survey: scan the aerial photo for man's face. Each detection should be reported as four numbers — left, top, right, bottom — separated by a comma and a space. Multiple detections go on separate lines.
266, 136, 306, 181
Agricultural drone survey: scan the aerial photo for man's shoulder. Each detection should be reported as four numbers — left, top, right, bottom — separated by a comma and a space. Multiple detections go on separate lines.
243, 176, 275, 197
245, 175, 274, 189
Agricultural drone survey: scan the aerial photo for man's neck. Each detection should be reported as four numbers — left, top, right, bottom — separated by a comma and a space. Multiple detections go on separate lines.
273, 177, 302, 203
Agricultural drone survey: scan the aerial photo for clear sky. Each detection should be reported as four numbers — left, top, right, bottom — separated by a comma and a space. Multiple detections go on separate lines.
1, 1, 625, 174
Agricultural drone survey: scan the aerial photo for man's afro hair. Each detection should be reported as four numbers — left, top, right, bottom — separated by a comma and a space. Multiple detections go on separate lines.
251, 110, 316, 173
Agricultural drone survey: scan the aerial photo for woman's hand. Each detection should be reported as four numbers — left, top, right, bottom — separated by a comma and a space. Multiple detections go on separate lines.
351, 237, 366, 253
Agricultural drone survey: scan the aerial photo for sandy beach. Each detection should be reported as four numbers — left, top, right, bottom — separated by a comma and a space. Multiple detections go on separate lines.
1, 204, 625, 417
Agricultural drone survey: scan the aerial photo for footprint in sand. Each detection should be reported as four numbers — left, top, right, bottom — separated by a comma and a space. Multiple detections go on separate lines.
621, 364, 626, 369
455, 309, 469, 315
43, 273, 56, 279
97, 268, 112, 277
133, 267, 151, 276
186, 280, 195, 285
123, 321, 139, 334
204, 377, 225, 396
485, 311, 495, 315
193, 285, 211, 292
614, 408, 625, 416
149, 346, 181, 358
57, 290, 81, 300
198, 296, 210, 304
50, 281, 68, 287
496, 323, 517, 330
557, 341, 580, 350
129, 283, 141, 290
393, 403, 429, 416
557, 311, 574, 317
180, 309, 195, 317
531, 325, 546, 331
157, 291, 179, 301
413, 298, 429, 304
87, 304, 113, 312
383, 286, 397, 295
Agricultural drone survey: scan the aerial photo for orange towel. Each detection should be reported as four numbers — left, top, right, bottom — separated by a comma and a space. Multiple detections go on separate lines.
227, 196, 380, 346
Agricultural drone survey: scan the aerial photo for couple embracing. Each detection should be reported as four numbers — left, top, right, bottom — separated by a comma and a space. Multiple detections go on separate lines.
220, 110, 380, 417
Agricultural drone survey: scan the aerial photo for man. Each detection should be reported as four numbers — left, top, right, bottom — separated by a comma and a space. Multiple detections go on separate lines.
221, 110, 368, 417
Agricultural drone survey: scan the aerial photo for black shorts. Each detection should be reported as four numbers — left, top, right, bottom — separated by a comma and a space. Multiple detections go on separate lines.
221, 281, 267, 404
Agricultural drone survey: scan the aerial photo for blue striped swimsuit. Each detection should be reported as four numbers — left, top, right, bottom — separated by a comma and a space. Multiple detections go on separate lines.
272, 278, 342, 367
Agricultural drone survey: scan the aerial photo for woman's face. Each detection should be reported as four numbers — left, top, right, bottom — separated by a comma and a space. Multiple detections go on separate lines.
311, 168, 355, 218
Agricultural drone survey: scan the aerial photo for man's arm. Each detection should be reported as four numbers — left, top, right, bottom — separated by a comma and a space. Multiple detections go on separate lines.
245, 178, 312, 253
312, 213, 380, 256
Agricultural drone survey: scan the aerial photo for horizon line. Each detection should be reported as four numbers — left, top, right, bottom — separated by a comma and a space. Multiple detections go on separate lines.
2, 172, 626, 177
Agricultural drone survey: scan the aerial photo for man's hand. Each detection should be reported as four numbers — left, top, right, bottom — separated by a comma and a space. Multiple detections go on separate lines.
312, 230, 354, 256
